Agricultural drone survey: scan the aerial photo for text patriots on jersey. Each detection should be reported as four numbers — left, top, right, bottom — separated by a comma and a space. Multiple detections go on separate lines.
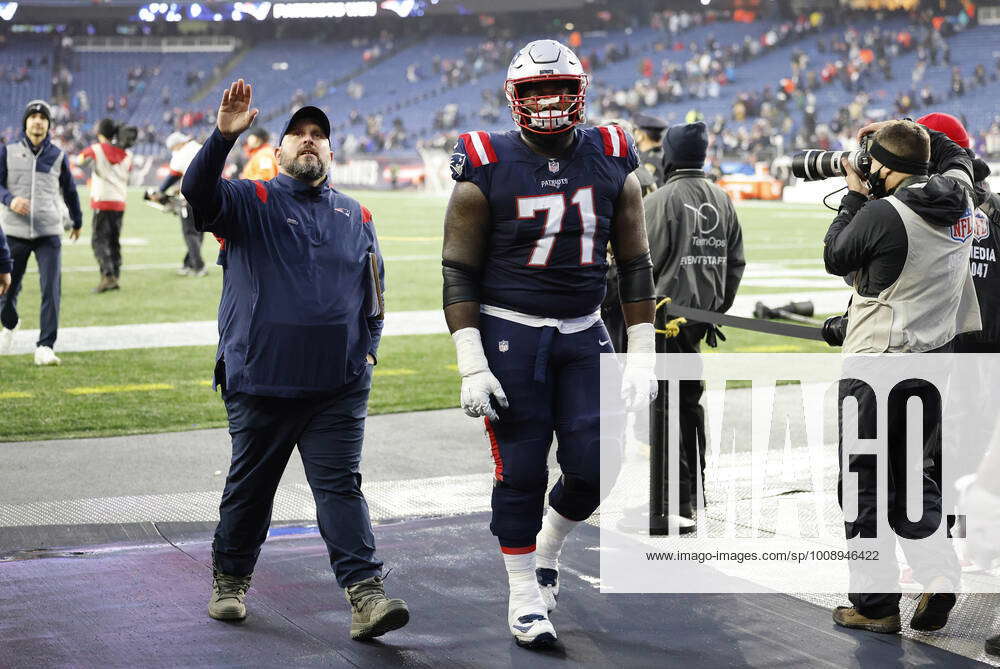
540, 177, 569, 189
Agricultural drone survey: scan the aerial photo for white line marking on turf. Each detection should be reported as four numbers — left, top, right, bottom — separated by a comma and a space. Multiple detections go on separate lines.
0, 288, 852, 356
42, 254, 440, 274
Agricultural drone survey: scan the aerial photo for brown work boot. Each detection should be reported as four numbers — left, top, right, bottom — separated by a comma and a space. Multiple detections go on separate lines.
833, 606, 901, 634
345, 575, 409, 640
208, 569, 252, 621
910, 593, 956, 632
93, 275, 118, 293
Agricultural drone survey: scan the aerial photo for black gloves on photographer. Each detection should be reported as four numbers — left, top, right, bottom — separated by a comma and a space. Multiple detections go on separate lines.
822, 315, 848, 347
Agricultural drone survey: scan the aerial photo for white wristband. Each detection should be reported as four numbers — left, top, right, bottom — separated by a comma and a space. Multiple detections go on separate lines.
625, 322, 655, 355
452, 327, 489, 377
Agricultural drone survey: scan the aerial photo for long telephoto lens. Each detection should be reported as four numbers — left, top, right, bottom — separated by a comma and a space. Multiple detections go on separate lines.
790, 150, 849, 181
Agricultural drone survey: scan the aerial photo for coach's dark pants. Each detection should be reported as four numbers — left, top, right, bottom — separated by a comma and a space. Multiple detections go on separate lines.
212, 367, 382, 588
838, 356, 959, 619
480, 314, 622, 549
650, 322, 708, 519
0, 234, 61, 348
91, 210, 124, 278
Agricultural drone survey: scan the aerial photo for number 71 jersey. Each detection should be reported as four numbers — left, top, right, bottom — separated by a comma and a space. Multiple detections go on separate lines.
451, 126, 639, 319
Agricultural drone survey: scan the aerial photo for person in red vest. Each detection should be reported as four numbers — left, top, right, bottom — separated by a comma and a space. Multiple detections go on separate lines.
76, 118, 133, 293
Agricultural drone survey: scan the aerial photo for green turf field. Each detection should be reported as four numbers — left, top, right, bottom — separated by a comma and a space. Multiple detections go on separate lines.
0, 188, 840, 441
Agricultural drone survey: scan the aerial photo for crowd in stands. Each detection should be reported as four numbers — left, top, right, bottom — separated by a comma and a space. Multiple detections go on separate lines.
2, 4, 999, 173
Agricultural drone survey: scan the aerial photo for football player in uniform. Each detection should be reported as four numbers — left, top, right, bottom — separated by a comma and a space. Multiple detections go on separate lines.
441, 39, 657, 649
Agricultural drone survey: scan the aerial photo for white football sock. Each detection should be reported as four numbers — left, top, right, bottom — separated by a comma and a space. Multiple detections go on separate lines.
535, 509, 579, 570
503, 551, 545, 613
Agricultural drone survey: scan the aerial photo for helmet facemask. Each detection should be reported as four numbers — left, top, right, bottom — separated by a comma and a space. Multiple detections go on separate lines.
505, 74, 588, 135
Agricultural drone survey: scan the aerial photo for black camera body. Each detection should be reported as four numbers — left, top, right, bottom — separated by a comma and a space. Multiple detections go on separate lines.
113, 124, 138, 150
791, 136, 873, 181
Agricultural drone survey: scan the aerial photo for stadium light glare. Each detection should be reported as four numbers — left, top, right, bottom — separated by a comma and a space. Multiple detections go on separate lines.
0, 2, 17, 21
700, 0, 710, 5
380, 0, 416, 17
189, 3, 202, 18
233, 2, 273, 20
272, 2, 378, 19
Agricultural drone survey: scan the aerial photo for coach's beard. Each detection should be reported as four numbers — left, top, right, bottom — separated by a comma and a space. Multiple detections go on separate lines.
282, 151, 328, 183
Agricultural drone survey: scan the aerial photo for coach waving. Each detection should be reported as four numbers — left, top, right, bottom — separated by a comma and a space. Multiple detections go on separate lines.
182, 79, 407, 640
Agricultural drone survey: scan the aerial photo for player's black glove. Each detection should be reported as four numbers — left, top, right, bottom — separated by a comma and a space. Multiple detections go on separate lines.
822, 315, 848, 347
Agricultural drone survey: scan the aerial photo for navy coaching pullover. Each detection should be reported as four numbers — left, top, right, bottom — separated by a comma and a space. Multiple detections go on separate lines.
182, 128, 385, 398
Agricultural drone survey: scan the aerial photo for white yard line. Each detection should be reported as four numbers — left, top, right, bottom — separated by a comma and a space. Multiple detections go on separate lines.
2, 288, 852, 355
27, 254, 440, 274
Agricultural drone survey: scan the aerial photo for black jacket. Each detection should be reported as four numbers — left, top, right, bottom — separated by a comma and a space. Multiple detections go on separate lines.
823, 128, 975, 297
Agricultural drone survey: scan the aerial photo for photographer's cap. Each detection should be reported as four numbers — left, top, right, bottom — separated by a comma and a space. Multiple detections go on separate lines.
916, 112, 970, 148
279, 105, 330, 143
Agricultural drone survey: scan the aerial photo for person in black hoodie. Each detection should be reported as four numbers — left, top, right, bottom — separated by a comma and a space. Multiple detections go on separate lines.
823, 119, 981, 637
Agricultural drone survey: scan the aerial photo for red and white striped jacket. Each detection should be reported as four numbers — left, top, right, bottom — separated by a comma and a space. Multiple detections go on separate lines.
77, 142, 132, 212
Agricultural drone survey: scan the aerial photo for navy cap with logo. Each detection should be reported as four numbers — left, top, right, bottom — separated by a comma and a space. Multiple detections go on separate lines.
279, 105, 331, 143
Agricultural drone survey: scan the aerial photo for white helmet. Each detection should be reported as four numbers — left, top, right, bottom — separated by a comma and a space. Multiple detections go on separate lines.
505, 39, 588, 134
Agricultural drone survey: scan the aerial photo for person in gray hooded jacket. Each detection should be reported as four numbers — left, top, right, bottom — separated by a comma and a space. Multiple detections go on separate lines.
0, 99, 83, 365
642, 121, 745, 534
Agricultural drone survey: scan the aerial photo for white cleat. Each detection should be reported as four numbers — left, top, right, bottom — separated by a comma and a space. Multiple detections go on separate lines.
536, 567, 559, 612
0, 324, 15, 355
34, 346, 61, 366
509, 604, 557, 649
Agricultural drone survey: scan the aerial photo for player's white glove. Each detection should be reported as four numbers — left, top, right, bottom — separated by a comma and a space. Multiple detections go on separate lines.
962, 479, 1000, 569
620, 322, 658, 412
453, 327, 509, 422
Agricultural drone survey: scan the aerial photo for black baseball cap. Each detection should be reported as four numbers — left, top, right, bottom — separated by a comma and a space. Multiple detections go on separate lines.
632, 112, 668, 132
279, 105, 330, 143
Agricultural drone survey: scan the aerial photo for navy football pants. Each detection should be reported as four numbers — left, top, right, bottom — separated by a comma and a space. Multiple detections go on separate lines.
212, 368, 383, 587
480, 313, 621, 550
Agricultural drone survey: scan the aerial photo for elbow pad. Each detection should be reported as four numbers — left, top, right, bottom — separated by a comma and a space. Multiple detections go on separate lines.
442, 259, 481, 308
616, 251, 655, 303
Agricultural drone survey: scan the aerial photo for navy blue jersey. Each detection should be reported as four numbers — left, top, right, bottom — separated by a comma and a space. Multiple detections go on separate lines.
451, 126, 638, 319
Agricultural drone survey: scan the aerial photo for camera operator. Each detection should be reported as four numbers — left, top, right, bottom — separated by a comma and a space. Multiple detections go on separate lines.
76, 118, 134, 293
823, 119, 980, 636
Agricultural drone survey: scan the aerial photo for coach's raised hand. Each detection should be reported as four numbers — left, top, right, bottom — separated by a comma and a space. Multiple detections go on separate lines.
217, 78, 259, 141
